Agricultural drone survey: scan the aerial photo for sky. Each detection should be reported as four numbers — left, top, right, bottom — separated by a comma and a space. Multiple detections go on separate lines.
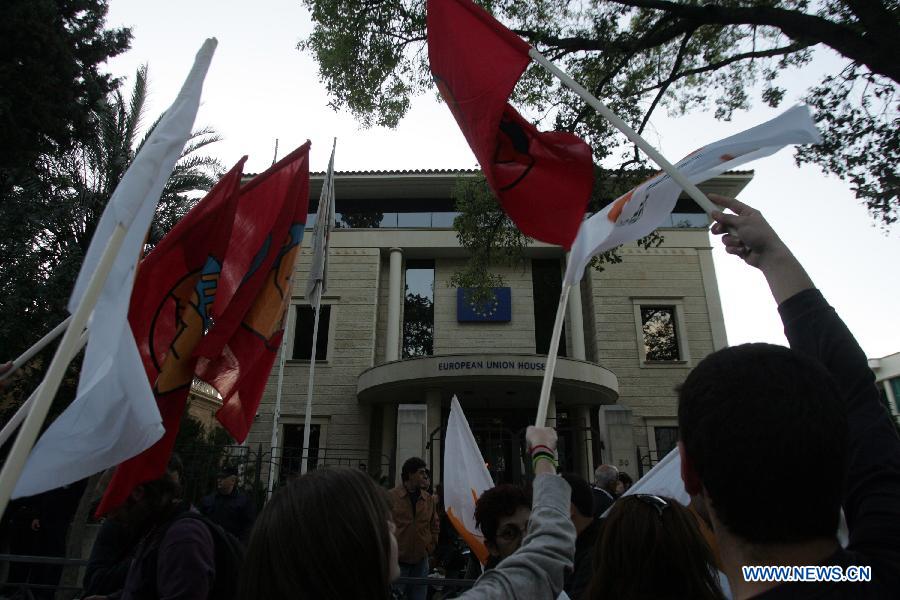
103, 0, 899, 359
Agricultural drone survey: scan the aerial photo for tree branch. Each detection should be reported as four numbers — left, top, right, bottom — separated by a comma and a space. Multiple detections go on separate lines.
637, 30, 694, 135
608, 0, 900, 83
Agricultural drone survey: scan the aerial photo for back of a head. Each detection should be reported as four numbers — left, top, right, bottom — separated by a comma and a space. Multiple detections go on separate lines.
237, 468, 392, 600
589, 495, 723, 600
594, 464, 618, 489
561, 472, 594, 518
678, 343, 847, 544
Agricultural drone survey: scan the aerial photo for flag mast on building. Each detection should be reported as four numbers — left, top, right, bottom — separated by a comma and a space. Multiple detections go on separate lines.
298, 138, 337, 475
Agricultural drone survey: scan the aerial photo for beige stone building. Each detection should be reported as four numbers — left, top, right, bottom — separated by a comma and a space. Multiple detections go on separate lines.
244, 169, 751, 486
869, 352, 900, 424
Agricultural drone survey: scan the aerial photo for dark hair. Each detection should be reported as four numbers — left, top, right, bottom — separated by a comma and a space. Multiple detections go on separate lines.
474, 484, 531, 545
561, 473, 593, 518
589, 495, 724, 600
237, 468, 393, 600
400, 457, 426, 482
167, 453, 184, 485
617, 471, 633, 489
678, 343, 847, 544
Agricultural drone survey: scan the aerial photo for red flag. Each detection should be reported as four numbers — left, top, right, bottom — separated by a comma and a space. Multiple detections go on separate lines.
194, 143, 311, 441
97, 157, 247, 515
427, 0, 594, 249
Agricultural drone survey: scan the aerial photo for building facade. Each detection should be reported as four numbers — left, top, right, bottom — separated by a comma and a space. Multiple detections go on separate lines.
869, 352, 900, 424
244, 169, 752, 486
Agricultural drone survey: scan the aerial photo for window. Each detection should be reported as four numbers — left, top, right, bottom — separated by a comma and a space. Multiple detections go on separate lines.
403, 260, 434, 358
532, 259, 567, 356
653, 426, 679, 458
640, 306, 680, 361
279, 423, 322, 479
292, 305, 331, 360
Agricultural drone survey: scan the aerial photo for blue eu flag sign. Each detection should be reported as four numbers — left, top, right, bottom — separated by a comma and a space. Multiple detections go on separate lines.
457, 287, 512, 322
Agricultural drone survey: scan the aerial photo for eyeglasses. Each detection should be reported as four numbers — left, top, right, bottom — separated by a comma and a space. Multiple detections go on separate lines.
634, 494, 670, 518
496, 523, 528, 542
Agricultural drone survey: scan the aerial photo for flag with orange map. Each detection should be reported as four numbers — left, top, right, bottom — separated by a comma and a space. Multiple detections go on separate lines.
444, 396, 495, 565
97, 157, 247, 515
194, 142, 311, 441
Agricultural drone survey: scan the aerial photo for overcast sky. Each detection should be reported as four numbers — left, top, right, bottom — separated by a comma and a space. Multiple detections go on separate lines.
104, 0, 898, 359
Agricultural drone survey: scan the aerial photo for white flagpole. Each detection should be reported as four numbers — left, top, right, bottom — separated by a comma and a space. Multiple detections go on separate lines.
267, 328, 289, 495
535, 280, 571, 427
0, 330, 89, 448
300, 287, 322, 475
0, 224, 127, 516
528, 49, 718, 216
0, 316, 73, 383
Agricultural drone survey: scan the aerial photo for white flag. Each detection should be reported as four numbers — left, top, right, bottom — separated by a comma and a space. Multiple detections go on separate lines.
304, 139, 336, 310
565, 105, 822, 285
13, 39, 217, 498
622, 447, 690, 506
444, 396, 494, 565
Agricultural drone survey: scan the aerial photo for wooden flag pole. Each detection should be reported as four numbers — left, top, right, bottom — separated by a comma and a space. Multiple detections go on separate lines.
528, 49, 718, 216
300, 287, 322, 474
0, 317, 73, 383
535, 280, 572, 427
0, 331, 89, 448
0, 223, 128, 517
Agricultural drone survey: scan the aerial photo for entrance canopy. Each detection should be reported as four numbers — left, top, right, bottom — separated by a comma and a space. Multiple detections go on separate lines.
357, 353, 618, 407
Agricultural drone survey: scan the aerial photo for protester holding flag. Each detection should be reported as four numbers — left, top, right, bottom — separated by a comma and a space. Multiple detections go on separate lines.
237, 426, 573, 600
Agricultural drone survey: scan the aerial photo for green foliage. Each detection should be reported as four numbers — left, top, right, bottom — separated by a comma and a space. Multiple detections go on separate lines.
0, 64, 223, 421
301, 0, 899, 225
174, 413, 235, 505
0, 0, 131, 187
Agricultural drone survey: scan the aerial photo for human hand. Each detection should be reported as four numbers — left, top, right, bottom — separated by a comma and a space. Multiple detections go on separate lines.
708, 194, 788, 270
709, 194, 813, 304
31, 518, 40, 531
526, 426, 558, 476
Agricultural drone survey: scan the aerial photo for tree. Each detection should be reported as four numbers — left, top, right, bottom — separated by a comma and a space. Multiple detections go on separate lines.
0, 66, 223, 419
300, 0, 898, 229
0, 0, 131, 190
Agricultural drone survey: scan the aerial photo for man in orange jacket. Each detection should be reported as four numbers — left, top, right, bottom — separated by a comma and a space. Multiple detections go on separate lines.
389, 457, 440, 600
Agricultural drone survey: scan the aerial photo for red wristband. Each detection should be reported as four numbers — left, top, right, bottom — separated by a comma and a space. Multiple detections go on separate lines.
530, 444, 554, 456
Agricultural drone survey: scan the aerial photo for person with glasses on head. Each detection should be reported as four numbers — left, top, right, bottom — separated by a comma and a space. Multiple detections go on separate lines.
389, 457, 440, 600
587, 493, 725, 600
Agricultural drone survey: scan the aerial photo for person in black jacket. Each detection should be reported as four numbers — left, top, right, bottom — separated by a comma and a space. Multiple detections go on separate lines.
561, 473, 602, 600
199, 466, 255, 542
676, 194, 900, 598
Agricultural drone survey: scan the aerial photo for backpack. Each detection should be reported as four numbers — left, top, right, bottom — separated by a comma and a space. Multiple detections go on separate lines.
131, 509, 245, 600
175, 512, 245, 600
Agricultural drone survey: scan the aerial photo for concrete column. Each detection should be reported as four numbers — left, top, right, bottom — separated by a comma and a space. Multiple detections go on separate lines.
426, 389, 443, 484
573, 405, 595, 481
386, 247, 404, 362
697, 247, 729, 351
565, 253, 587, 361
597, 404, 635, 475
381, 403, 397, 482
396, 404, 427, 485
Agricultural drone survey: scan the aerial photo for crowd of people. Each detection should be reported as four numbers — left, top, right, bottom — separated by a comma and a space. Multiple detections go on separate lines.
2, 194, 899, 599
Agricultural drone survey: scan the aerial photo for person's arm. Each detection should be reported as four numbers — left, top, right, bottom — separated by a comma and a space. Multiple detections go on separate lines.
430, 497, 441, 554
156, 519, 216, 600
711, 195, 900, 569
459, 427, 576, 599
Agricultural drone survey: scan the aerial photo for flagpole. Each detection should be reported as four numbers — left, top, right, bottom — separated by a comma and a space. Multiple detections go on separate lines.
267, 327, 289, 496
0, 223, 128, 516
535, 280, 571, 427
0, 317, 73, 383
300, 285, 322, 475
0, 331, 89, 448
528, 49, 718, 216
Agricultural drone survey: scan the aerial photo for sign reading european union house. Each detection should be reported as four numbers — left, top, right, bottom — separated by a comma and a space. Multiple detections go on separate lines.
457, 287, 512, 322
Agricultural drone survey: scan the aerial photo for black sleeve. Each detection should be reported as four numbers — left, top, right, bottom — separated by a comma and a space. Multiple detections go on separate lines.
779, 289, 900, 569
